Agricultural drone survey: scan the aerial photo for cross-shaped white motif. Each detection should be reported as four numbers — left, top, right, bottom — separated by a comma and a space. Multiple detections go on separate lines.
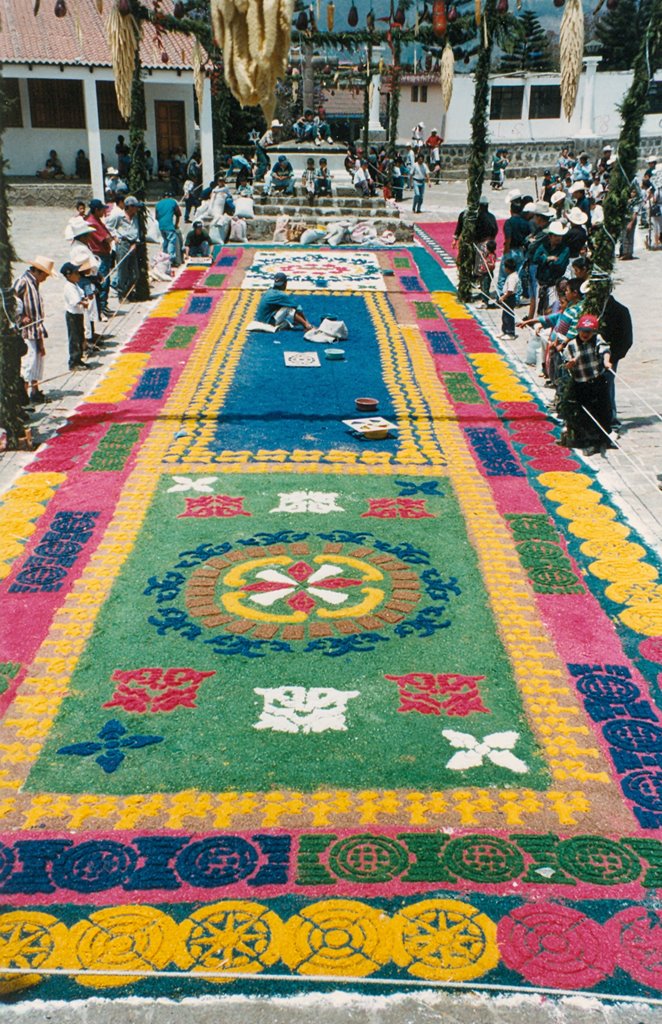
253, 686, 359, 733
167, 476, 218, 493
441, 730, 529, 774
269, 491, 345, 514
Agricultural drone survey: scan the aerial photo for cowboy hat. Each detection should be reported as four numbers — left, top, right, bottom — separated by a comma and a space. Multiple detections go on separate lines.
106, 166, 119, 175
646, 154, 658, 162
532, 200, 552, 216
271, 119, 283, 128
69, 217, 95, 237
567, 207, 588, 225
523, 201, 537, 214
30, 256, 56, 276
603, 144, 613, 151
76, 257, 96, 273
569, 180, 587, 194
551, 190, 566, 205
507, 189, 522, 201
548, 219, 569, 236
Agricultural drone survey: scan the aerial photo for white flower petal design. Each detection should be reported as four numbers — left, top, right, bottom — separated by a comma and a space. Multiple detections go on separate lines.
167, 475, 217, 493
249, 587, 296, 608
442, 729, 529, 774
255, 569, 298, 586
306, 587, 348, 605
307, 564, 343, 584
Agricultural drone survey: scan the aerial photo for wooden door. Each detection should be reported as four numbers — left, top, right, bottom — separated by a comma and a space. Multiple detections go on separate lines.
154, 101, 187, 157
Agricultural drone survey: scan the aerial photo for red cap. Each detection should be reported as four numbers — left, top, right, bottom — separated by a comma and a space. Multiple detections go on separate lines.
577, 313, 600, 332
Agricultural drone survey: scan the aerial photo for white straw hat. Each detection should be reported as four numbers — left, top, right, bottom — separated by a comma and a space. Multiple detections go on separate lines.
569, 180, 586, 194
567, 207, 588, 225
30, 255, 56, 276
551, 190, 566, 204
548, 219, 569, 236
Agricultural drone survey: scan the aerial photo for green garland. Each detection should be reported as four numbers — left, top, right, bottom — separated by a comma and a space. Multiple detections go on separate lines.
127, 49, 151, 303
585, 0, 662, 319
388, 35, 402, 148
457, 0, 496, 303
0, 74, 26, 446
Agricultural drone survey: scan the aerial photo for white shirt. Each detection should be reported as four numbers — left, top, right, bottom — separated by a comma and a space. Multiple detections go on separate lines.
503, 271, 519, 296
63, 280, 86, 315
412, 162, 429, 182
70, 240, 99, 272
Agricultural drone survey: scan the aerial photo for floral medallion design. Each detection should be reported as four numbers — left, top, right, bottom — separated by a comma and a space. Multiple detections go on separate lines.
184, 540, 423, 643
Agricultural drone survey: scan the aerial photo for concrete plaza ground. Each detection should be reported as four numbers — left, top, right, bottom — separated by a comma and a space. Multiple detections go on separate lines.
1, 184, 661, 1023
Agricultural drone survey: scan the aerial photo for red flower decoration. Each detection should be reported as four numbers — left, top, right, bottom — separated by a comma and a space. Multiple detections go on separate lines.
639, 637, 662, 664
498, 904, 615, 989
606, 907, 662, 990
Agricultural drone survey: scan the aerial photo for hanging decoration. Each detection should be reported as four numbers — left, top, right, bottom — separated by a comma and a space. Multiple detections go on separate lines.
432, 0, 447, 36
367, 8, 375, 30
210, 0, 294, 121
107, 0, 141, 120
475, 0, 481, 24
348, 2, 358, 26
496, 0, 508, 12
440, 39, 454, 110
173, 0, 185, 15
414, 7, 419, 35
448, 4, 458, 22
553, 0, 565, 7
296, 9, 308, 29
393, 4, 406, 25
326, 0, 335, 30
192, 38, 206, 116
559, 0, 584, 120
54, 0, 67, 15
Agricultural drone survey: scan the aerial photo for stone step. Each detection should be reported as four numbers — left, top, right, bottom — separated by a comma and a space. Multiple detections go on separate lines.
244, 216, 413, 242
255, 200, 400, 218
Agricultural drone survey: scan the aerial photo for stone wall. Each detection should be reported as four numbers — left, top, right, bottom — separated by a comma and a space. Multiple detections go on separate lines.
440, 136, 662, 179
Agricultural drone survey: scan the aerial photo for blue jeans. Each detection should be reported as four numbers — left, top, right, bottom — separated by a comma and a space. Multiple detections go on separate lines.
188, 241, 210, 258
96, 252, 113, 312
161, 229, 180, 267
412, 180, 425, 213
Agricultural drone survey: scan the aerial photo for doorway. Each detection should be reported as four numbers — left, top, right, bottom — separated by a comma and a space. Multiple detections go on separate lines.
154, 100, 187, 159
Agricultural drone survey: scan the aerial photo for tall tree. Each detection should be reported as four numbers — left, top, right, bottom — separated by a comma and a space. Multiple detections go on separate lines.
498, 9, 553, 73
595, 0, 652, 70
585, 0, 662, 317
0, 76, 27, 448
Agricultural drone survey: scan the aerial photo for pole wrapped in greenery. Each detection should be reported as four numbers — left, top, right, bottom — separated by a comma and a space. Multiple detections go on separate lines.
388, 35, 402, 148
585, 0, 662, 318
0, 76, 26, 447
457, 0, 496, 303
127, 46, 151, 303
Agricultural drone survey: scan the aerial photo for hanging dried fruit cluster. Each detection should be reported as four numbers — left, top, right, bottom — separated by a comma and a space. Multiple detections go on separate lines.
559, 0, 584, 119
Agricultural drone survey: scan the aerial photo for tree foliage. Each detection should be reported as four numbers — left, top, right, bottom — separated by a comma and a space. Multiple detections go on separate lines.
498, 9, 553, 73
0, 75, 26, 446
595, 0, 652, 70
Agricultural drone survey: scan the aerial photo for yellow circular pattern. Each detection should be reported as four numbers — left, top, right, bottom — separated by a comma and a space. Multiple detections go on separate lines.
282, 898, 392, 977
0, 910, 67, 995
392, 898, 499, 981
68, 905, 182, 988
180, 901, 283, 983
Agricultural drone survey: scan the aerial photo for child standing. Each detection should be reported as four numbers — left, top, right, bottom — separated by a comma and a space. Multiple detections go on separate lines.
480, 239, 498, 307
499, 257, 518, 340
61, 262, 89, 371
315, 158, 332, 196
302, 158, 316, 201
559, 313, 613, 453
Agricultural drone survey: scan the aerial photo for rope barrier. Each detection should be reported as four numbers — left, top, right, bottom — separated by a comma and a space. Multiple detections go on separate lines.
0, 964, 660, 1005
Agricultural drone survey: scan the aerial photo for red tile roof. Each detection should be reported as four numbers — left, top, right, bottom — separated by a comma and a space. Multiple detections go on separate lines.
0, 0, 196, 70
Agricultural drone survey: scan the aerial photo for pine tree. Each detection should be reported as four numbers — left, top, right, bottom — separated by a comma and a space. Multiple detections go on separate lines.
498, 10, 553, 72
595, 0, 652, 71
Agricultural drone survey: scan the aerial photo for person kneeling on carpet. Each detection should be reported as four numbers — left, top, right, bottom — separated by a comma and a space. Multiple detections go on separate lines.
253, 272, 314, 331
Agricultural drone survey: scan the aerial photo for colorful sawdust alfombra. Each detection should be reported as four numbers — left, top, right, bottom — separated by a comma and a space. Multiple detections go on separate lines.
0, 242, 661, 1000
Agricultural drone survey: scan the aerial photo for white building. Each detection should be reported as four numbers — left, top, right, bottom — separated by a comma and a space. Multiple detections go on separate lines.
0, 0, 214, 197
396, 63, 662, 147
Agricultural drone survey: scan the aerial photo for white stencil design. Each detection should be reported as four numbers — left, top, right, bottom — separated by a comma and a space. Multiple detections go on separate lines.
253, 686, 360, 734
441, 730, 529, 774
269, 491, 344, 514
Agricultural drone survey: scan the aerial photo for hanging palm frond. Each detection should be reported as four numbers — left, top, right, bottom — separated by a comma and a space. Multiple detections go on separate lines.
440, 40, 454, 110
192, 38, 206, 117
559, 0, 584, 120
106, 2, 140, 120
210, 0, 294, 121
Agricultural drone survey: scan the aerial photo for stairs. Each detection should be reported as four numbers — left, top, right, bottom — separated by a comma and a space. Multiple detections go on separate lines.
246, 184, 413, 241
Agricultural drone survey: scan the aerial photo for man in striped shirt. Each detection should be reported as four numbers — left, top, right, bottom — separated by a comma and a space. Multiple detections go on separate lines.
14, 256, 55, 404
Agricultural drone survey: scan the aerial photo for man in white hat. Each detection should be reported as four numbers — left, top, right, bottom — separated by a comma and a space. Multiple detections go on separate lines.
255, 119, 282, 182
565, 206, 589, 257
14, 257, 55, 404
522, 202, 553, 319
411, 122, 425, 149
68, 218, 99, 271
531, 220, 570, 315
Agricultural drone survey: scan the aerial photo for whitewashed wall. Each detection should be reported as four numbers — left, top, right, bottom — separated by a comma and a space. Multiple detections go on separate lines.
396, 68, 662, 146
2, 66, 196, 178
